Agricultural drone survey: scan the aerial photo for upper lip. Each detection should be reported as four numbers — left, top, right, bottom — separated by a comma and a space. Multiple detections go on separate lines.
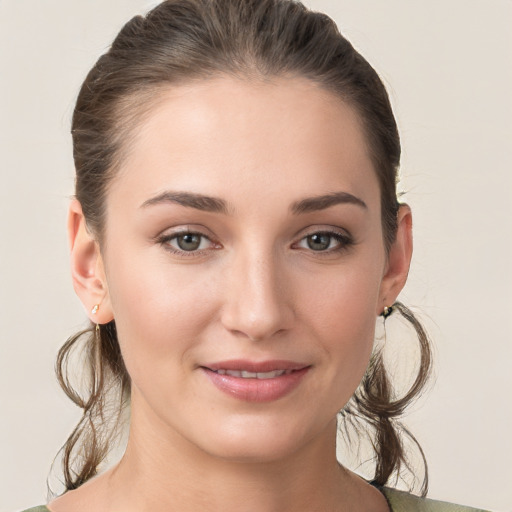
202, 360, 309, 373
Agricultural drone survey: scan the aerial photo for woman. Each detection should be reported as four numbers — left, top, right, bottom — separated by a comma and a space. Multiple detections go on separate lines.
19, 0, 490, 510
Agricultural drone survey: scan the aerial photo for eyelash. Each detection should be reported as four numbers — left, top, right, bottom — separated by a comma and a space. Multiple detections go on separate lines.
293, 230, 354, 255
156, 229, 354, 258
156, 230, 218, 258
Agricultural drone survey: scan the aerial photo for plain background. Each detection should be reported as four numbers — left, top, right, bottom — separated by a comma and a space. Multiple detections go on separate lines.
1, 0, 511, 511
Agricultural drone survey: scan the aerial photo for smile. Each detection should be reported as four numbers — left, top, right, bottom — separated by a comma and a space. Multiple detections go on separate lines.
213, 369, 293, 379
201, 360, 310, 402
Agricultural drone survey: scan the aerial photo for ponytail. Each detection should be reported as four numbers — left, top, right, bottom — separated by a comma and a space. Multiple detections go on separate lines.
340, 302, 433, 496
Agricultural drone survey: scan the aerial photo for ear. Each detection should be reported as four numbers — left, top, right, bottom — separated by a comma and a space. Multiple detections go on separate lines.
377, 204, 413, 314
68, 199, 114, 324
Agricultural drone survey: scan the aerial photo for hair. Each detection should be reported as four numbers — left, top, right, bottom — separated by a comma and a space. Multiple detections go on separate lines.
52, 0, 432, 497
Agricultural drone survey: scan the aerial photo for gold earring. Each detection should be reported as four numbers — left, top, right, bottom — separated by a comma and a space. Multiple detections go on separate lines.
381, 305, 394, 319
91, 304, 100, 315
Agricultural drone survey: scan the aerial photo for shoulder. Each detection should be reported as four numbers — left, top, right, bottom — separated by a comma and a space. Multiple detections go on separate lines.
381, 488, 491, 512
18, 507, 49, 512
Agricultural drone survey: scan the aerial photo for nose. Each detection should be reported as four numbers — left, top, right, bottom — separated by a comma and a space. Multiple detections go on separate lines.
220, 248, 294, 342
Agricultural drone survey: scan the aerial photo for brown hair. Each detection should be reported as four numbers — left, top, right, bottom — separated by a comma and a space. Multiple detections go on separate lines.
52, 0, 432, 497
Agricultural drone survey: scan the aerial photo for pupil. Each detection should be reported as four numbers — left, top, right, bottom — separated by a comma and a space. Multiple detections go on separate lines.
308, 233, 330, 251
178, 234, 201, 251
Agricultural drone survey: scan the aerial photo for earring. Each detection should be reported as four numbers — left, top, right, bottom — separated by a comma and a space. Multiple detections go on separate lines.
92, 304, 101, 340
381, 305, 394, 319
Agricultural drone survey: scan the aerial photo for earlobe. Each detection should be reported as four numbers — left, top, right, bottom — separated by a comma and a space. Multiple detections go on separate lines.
378, 204, 413, 314
68, 199, 114, 324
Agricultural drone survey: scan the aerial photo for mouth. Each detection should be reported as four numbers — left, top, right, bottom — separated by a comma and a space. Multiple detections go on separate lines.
211, 369, 294, 379
200, 360, 310, 402
202, 359, 308, 376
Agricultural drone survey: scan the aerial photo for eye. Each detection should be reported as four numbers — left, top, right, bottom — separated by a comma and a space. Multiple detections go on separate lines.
158, 231, 217, 254
296, 231, 352, 252
173, 233, 206, 251
305, 233, 333, 251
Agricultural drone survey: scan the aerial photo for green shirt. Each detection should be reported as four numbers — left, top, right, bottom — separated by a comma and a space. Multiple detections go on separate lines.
19, 488, 491, 512
381, 487, 490, 511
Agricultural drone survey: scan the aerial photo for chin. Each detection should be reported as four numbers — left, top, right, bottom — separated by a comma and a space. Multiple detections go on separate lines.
192, 414, 333, 464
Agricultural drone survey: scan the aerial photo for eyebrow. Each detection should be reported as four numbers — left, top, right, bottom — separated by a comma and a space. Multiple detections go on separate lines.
290, 192, 367, 214
140, 190, 367, 215
141, 191, 229, 214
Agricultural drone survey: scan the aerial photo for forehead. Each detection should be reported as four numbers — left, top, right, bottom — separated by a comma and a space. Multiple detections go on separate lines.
109, 76, 379, 215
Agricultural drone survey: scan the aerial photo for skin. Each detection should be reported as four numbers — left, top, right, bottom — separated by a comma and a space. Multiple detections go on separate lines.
51, 76, 412, 512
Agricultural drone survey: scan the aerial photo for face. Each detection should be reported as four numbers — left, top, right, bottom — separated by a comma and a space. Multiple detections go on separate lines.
71, 76, 411, 464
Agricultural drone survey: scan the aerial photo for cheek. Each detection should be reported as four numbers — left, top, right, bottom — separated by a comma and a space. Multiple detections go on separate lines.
104, 248, 219, 373
299, 262, 381, 395
301, 258, 381, 333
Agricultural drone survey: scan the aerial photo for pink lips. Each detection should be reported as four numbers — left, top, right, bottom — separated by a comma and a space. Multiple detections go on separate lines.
201, 360, 310, 402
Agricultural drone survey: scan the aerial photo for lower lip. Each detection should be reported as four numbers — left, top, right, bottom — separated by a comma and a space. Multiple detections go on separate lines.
202, 367, 310, 403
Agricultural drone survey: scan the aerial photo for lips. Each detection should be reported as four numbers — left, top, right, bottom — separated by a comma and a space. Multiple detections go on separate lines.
201, 360, 310, 402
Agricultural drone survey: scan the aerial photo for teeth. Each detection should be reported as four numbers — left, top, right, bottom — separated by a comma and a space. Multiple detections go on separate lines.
216, 369, 291, 379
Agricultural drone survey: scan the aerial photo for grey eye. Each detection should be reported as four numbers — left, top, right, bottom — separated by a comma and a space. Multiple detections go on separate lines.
176, 233, 203, 251
306, 233, 332, 251
159, 230, 217, 255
